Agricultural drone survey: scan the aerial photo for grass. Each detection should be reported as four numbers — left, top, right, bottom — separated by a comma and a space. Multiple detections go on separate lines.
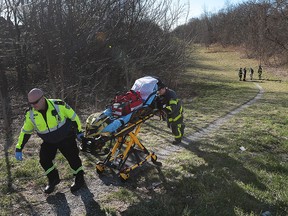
1, 44, 288, 215
121, 45, 288, 215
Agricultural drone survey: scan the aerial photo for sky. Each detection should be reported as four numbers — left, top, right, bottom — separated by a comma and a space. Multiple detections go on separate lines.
173, 0, 248, 25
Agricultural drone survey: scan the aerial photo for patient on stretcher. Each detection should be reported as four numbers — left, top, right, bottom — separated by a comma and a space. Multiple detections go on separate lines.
84, 76, 160, 139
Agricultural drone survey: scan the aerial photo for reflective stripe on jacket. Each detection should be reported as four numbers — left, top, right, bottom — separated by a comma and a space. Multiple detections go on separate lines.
160, 89, 183, 123
16, 98, 82, 149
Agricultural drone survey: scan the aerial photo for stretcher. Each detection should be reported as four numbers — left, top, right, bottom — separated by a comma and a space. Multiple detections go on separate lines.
81, 76, 161, 181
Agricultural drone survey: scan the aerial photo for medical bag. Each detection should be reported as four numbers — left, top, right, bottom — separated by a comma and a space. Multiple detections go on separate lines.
112, 90, 143, 116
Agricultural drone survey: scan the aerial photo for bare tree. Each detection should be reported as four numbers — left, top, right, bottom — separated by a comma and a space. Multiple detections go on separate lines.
4, 0, 28, 94
0, 0, 189, 111
175, 0, 288, 66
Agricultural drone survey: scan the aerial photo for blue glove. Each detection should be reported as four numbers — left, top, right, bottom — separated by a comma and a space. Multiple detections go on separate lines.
15, 151, 23, 161
77, 132, 84, 141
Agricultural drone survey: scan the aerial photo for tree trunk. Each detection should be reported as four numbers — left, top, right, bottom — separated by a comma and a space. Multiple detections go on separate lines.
0, 62, 11, 131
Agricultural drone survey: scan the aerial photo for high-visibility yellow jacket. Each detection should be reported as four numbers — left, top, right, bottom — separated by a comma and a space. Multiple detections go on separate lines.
16, 98, 82, 151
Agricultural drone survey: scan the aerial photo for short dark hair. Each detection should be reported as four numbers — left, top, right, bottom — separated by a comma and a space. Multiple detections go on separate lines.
157, 81, 166, 90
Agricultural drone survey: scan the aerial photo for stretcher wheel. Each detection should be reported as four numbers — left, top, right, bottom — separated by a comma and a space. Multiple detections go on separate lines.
119, 172, 130, 182
96, 162, 105, 174
151, 154, 157, 163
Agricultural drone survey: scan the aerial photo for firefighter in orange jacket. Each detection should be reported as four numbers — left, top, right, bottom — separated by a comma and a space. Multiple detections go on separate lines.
15, 88, 85, 194
156, 82, 185, 145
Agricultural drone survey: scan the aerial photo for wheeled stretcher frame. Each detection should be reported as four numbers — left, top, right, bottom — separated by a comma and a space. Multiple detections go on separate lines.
95, 111, 158, 181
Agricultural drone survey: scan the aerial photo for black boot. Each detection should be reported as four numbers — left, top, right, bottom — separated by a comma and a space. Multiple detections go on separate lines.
172, 138, 182, 145
71, 171, 85, 192
44, 169, 61, 194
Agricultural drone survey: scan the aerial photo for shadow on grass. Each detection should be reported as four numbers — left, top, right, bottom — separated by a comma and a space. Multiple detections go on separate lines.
46, 185, 106, 216
71, 185, 106, 216
145, 121, 172, 139
120, 138, 288, 216
47, 192, 71, 215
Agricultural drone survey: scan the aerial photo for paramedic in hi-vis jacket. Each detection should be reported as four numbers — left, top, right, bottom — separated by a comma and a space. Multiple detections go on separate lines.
15, 88, 85, 194
156, 82, 185, 145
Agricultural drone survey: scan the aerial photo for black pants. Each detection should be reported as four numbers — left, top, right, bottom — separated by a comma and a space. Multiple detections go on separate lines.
39, 136, 82, 174
170, 116, 185, 140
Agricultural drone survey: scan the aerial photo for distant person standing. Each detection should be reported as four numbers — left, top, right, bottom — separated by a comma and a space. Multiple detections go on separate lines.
238, 68, 243, 81
243, 67, 247, 81
250, 68, 254, 80
258, 65, 262, 80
